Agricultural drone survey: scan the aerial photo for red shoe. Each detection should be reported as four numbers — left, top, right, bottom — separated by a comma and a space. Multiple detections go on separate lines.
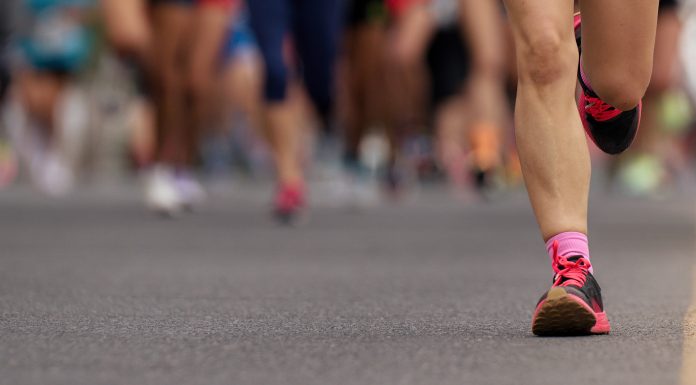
575, 13, 641, 155
273, 183, 305, 224
532, 241, 611, 336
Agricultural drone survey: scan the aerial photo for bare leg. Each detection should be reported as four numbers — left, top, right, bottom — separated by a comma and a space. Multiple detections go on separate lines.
187, 4, 232, 158
151, 4, 192, 167
101, 0, 151, 61
459, 0, 508, 172
343, 23, 388, 164
579, 0, 658, 110
383, 4, 432, 188
503, 0, 587, 240
265, 102, 303, 186
632, 7, 681, 153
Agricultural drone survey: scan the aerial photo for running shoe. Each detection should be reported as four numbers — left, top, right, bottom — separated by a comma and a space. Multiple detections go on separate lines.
532, 241, 611, 336
273, 183, 305, 224
174, 169, 207, 209
145, 165, 184, 216
574, 13, 641, 155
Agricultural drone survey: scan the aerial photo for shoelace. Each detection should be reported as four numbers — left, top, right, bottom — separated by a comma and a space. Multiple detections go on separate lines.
551, 240, 592, 288
584, 93, 622, 121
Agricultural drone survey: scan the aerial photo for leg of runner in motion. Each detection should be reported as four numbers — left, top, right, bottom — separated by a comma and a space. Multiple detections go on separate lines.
293, 0, 344, 135
458, 0, 507, 190
248, 0, 305, 223
503, 0, 657, 336
182, 0, 235, 207
612, 0, 679, 194
576, 0, 658, 155
342, 2, 388, 180
147, 1, 193, 215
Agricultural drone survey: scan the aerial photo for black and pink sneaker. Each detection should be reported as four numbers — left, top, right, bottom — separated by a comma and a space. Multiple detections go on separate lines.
273, 183, 306, 224
532, 241, 611, 336
574, 13, 641, 155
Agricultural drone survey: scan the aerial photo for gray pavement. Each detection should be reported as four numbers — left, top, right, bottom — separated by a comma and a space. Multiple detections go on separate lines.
0, 185, 694, 385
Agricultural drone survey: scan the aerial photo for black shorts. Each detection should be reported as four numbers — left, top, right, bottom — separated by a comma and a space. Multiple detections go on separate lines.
659, 0, 678, 10
0, 62, 9, 100
149, 0, 195, 6
346, 0, 387, 27
426, 25, 471, 108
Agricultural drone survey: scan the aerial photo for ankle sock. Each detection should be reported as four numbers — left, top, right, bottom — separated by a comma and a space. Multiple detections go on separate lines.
545, 232, 593, 274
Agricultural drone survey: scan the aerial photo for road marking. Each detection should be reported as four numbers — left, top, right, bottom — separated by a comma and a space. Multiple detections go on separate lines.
683, 226, 696, 384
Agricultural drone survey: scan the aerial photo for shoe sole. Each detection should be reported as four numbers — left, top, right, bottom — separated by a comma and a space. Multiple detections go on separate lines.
532, 287, 610, 336
273, 208, 308, 226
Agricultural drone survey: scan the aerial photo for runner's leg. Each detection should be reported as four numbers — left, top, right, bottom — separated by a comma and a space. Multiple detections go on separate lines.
248, 0, 305, 220
503, 0, 587, 240
579, 0, 658, 111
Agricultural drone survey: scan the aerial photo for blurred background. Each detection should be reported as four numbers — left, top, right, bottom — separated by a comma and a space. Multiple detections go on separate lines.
0, 0, 694, 213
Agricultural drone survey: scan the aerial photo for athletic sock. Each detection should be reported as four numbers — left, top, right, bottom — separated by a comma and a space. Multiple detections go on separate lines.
545, 232, 593, 274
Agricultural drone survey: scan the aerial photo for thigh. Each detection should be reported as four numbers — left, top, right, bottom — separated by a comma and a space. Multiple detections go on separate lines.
579, 0, 659, 87
101, 0, 151, 54
151, 3, 193, 61
151, 3, 192, 96
188, 5, 232, 80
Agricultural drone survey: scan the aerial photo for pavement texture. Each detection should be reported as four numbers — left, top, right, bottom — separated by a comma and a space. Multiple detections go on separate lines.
0, 185, 694, 385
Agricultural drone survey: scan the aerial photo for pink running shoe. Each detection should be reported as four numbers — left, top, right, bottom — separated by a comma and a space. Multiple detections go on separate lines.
273, 183, 306, 224
532, 241, 611, 336
575, 13, 641, 155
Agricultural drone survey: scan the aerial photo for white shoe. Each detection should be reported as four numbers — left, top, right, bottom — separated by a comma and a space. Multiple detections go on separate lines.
174, 170, 206, 208
34, 150, 74, 196
145, 166, 183, 216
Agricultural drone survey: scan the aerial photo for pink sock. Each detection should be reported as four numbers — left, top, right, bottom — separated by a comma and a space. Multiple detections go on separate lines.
545, 232, 593, 274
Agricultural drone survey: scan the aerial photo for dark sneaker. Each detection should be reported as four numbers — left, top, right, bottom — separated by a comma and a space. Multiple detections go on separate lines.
532, 241, 611, 336
575, 13, 641, 155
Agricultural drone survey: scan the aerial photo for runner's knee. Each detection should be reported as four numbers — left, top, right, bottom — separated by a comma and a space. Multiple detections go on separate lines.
516, 25, 576, 86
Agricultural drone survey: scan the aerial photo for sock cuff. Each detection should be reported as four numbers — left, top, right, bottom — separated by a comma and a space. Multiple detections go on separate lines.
545, 231, 588, 256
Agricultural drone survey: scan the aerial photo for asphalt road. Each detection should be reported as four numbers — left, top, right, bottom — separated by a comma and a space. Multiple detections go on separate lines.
0, 185, 694, 385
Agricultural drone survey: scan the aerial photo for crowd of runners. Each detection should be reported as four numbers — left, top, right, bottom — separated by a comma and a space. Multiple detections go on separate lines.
0, 0, 695, 336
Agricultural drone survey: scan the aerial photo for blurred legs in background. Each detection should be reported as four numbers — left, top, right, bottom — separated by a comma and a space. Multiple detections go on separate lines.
248, 0, 344, 223
383, 2, 432, 195
206, 9, 266, 182
181, 1, 236, 205
456, 0, 508, 193
3, 0, 93, 196
147, 0, 195, 214
101, 0, 157, 169
615, 0, 682, 195
426, 0, 509, 197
